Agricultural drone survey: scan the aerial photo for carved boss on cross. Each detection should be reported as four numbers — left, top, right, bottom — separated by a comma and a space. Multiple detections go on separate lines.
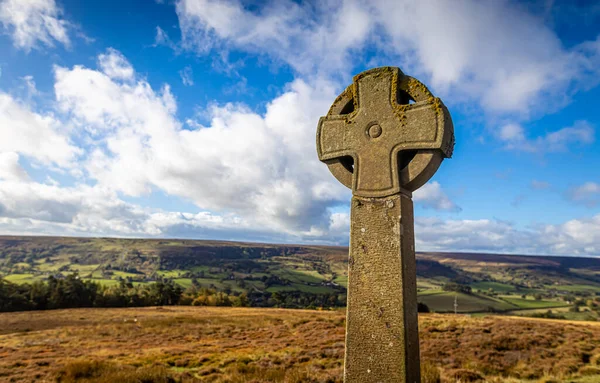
317, 67, 454, 197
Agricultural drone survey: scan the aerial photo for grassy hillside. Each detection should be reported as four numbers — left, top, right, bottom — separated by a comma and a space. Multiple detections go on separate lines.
2, 236, 600, 317
2, 307, 600, 382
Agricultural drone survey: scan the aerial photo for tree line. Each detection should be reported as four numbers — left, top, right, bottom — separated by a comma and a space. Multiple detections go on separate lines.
0, 274, 346, 312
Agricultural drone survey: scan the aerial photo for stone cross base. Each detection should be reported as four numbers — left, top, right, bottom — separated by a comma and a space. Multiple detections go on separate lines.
345, 193, 420, 383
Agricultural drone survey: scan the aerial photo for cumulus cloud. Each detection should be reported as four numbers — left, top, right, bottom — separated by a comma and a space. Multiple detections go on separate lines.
176, 0, 372, 77
416, 216, 600, 256
48, 49, 461, 242
51, 49, 349, 238
413, 181, 461, 212
497, 120, 594, 153
416, 218, 531, 253
567, 182, 600, 207
2, 170, 600, 255
0, 176, 248, 239
539, 215, 600, 256
0, 181, 122, 225
0, 0, 70, 51
0, 152, 29, 181
0, 92, 80, 168
0, 169, 351, 244
1, 47, 599, 255
173, 0, 600, 117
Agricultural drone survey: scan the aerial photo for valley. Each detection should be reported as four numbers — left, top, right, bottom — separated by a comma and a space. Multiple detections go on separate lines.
2, 236, 600, 319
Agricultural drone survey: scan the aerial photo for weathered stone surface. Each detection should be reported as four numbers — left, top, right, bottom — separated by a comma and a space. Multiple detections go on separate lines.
316, 66, 454, 197
315, 66, 454, 383
345, 193, 419, 382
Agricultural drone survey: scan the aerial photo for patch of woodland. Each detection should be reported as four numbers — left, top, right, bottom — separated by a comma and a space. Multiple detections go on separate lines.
0, 274, 345, 314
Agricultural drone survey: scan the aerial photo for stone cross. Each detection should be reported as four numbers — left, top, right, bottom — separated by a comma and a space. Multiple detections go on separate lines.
316, 67, 454, 382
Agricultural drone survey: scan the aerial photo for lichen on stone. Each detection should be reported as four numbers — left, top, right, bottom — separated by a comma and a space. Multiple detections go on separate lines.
328, 84, 354, 116
406, 77, 433, 101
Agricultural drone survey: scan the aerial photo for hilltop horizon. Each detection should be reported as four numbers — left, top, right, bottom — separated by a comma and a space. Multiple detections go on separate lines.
2, 233, 600, 259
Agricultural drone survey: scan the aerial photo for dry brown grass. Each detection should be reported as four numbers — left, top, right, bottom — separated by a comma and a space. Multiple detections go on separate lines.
2, 307, 600, 382
55, 360, 177, 383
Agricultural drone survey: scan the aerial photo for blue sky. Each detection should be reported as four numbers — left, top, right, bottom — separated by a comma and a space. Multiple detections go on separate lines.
0, 0, 600, 256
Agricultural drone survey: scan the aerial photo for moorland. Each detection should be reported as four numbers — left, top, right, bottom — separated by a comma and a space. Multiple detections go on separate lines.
2, 306, 600, 382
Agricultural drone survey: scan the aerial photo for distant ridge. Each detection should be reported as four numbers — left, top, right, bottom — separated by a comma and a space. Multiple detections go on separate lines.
2, 235, 600, 316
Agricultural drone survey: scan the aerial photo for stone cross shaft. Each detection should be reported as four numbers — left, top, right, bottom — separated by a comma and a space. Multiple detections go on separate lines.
316, 67, 454, 383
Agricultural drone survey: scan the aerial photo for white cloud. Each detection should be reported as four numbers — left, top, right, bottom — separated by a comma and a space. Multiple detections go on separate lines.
0, 172, 349, 244
416, 216, 600, 256
179, 66, 193, 86
416, 217, 530, 253
497, 120, 594, 152
567, 182, 600, 207
0, 177, 245, 238
0, 156, 243, 237
0, 152, 29, 181
52, 50, 348, 238
0, 92, 80, 168
413, 181, 461, 212
539, 215, 600, 256
0, 181, 124, 225
21, 75, 38, 96
545, 121, 595, 149
154, 26, 177, 50
2, 169, 600, 254
499, 123, 525, 142
98, 48, 135, 81
0, 0, 70, 51
1, 47, 598, 255
176, 0, 372, 76
173, 0, 600, 117
329, 212, 349, 234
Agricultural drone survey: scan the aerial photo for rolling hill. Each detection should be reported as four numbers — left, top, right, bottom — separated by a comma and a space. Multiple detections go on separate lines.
2, 235, 600, 317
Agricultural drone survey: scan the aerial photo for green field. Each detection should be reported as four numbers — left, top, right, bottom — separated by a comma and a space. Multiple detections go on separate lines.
501, 297, 569, 309
69, 264, 100, 272
83, 278, 120, 286
4, 236, 600, 317
111, 270, 142, 279
418, 291, 517, 313
416, 278, 441, 290
157, 270, 186, 278
562, 310, 600, 321
472, 281, 519, 293
333, 275, 348, 287
174, 278, 193, 288
267, 283, 333, 294
3, 273, 42, 284
270, 268, 326, 284
548, 284, 600, 293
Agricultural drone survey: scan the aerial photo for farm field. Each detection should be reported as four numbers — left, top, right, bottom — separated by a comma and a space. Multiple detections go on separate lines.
4, 236, 600, 317
3, 307, 600, 382
418, 291, 516, 313
471, 281, 519, 293
501, 296, 569, 309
